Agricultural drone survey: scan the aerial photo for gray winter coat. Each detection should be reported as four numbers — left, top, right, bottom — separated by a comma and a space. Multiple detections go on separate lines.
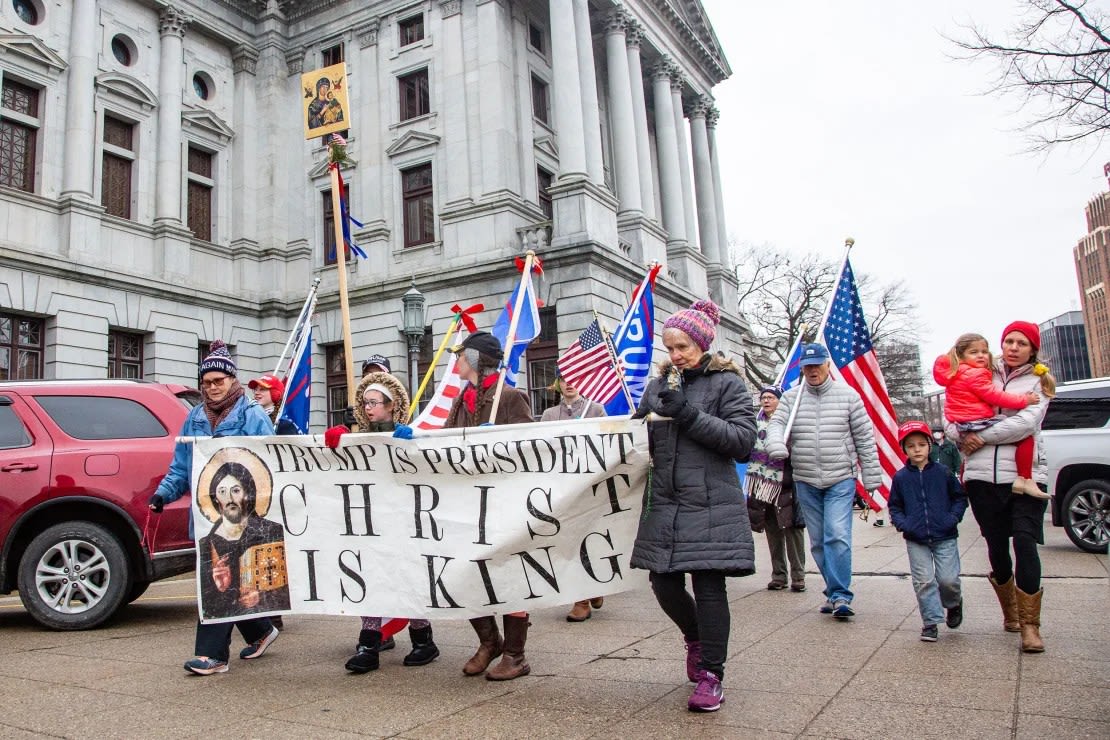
765, 377, 882, 491
629, 355, 758, 575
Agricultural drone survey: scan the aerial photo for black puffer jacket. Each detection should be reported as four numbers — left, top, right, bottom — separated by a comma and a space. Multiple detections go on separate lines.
630, 354, 758, 575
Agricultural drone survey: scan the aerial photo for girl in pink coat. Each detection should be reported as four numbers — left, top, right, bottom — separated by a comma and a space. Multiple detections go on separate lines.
933, 333, 1046, 499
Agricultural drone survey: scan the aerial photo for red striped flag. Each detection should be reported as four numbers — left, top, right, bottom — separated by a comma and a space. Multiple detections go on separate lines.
558, 319, 623, 404
412, 337, 465, 430
822, 258, 900, 511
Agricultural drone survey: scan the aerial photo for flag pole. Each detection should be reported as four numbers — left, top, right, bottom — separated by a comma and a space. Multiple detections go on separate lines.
327, 159, 358, 422
783, 237, 854, 443
489, 250, 535, 422
408, 316, 460, 418
273, 277, 321, 377
595, 308, 635, 411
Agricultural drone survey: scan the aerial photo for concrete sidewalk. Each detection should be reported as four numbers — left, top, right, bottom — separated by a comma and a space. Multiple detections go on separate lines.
0, 514, 1106, 739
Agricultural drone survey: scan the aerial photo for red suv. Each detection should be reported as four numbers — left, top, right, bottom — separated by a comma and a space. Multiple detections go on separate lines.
0, 379, 200, 629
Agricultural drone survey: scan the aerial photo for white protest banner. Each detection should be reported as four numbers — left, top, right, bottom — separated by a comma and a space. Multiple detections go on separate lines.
189, 417, 648, 624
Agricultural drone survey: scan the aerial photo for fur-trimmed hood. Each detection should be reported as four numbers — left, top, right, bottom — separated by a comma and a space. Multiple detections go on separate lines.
353, 371, 411, 429
657, 353, 742, 378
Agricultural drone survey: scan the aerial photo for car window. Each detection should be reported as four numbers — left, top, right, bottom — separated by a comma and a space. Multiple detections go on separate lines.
34, 396, 168, 440
0, 404, 32, 449
1042, 397, 1110, 431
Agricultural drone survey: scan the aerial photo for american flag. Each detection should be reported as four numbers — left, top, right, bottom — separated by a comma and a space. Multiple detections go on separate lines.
558, 320, 623, 404
822, 259, 900, 511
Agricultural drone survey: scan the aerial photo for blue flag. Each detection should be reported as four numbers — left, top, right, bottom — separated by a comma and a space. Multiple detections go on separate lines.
604, 265, 660, 415
278, 324, 312, 434
491, 270, 540, 386
777, 333, 804, 391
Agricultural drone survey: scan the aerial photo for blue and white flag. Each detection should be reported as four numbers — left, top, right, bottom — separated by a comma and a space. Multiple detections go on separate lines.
775, 331, 805, 391
491, 268, 540, 387
604, 264, 660, 415
277, 302, 314, 434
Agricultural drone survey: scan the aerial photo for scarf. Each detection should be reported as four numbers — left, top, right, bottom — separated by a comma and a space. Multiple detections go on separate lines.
204, 380, 244, 431
463, 372, 500, 414
744, 411, 785, 504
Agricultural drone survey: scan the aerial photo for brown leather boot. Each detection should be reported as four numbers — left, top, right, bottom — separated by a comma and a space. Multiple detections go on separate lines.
462, 616, 502, 676
1016, 587, 1045, 653
486, 615, 530, 681
988, 574, 1021, 633
566, 600, 591, 622
589, 596, 604, 609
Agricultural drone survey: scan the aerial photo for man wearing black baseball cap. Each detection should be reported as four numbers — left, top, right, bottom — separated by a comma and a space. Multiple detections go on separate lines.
361, 354, 392, 375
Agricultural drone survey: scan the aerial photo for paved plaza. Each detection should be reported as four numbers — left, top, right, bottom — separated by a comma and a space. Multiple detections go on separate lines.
0, 514, 1106, 739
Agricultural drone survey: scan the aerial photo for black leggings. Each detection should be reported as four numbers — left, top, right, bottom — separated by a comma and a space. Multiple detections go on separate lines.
965, 480, 1045, 594
649, 570, 729, 679
985, 533, 1041, 594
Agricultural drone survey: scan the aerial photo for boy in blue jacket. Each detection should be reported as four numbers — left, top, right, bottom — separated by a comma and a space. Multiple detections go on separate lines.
888, 421, 969, 642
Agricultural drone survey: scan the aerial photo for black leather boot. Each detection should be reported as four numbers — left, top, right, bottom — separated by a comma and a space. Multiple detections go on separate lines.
345, 629, 381, 673
403, 625, 440, 666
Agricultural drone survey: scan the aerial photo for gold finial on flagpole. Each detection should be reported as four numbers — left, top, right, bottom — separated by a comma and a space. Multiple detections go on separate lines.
845, 237, 855, 248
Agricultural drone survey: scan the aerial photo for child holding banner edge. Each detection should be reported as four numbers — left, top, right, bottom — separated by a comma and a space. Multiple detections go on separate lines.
630, 300, 757, 712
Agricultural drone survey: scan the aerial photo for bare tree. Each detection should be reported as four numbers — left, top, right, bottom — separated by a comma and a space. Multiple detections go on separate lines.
949, 0, 1110, 150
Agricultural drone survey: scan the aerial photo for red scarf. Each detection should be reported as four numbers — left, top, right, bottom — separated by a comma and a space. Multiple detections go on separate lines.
463, 373, 500, 414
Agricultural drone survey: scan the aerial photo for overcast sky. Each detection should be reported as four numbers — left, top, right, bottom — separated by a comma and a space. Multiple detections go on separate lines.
700, 0, 1105, 383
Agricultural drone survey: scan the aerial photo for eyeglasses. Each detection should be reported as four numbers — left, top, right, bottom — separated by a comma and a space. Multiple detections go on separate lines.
363, 400, 385, 409
201, 376, 229, 389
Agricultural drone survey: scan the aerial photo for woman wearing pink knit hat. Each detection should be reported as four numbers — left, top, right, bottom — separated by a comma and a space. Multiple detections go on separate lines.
630, 299, 757, 713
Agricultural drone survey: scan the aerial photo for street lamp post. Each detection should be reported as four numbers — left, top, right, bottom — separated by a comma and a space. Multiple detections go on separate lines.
401, 281, 426, 407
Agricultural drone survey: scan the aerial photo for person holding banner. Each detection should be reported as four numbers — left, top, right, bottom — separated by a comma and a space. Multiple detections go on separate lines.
764, 343, 881, 621
147, 340, 280, 676
325, 372, 441, 673
444, 331, 535, 681
630, 300, 757, 713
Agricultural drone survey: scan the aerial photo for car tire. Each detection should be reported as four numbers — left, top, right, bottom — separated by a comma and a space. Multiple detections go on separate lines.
17, 521, 131, 630
1062, 480, 1110, 554
127, 580, 150, 603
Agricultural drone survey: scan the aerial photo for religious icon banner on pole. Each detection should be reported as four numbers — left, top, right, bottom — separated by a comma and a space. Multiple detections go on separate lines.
302, 63, 350, 140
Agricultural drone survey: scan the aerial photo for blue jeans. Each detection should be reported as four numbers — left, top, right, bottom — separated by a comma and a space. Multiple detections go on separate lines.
795, 478, 856, 603
905, 538, 962, 627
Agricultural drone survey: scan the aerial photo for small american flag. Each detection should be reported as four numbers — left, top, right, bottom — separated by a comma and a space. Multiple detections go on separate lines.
558, 320, 623, 404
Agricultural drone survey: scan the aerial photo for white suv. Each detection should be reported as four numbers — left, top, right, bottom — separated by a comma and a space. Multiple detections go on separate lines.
1041, 377, 1110, 553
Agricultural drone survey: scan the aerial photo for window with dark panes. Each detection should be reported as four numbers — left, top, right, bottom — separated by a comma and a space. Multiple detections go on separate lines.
0, 404, 32, 449
399, 15, 425, 45
322, 43, 344, 66
0, 79, 40, 192
528, 23, 545, 54
398, 68, 429, 121
34, 396, 168, 440
322, 184, 350, 266
527, 307, 559, 416
326, 344, 347, 428
537, 167, 553, 219
401, 163, 434, 247
198, 341, 211, 367
108, 330, 143, 379
187, 146, 213, 241
0, 313, 43, 380
530, 74, 549, 124
101, 115, 134, 219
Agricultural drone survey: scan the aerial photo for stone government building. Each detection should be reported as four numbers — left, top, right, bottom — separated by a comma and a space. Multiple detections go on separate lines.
0, 0, 744, 425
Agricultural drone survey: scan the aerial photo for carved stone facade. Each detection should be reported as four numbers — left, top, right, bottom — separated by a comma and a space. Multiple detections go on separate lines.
0, 0, 745, 423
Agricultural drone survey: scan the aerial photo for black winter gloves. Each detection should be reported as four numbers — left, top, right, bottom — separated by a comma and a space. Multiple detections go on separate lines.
342, 405, 357, 428
148, 494, 164, 513
656, 387, 698, 426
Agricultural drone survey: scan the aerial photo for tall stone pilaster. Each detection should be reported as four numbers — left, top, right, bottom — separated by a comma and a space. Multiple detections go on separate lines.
155, 6, 189, 224
572, 0, 604, 185
689, 95, 720, 265
670, 69, 698, 249
604, 8, 641, 214
61, 0, 96, 200
549, 0, 586, 179
625, 21, 656, 220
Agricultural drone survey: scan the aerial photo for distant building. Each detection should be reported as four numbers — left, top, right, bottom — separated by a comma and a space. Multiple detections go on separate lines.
1074, 169, 1110, 377
1039, 311, 1091, 383
875, 340, 924, 422
922, 388, 945, 430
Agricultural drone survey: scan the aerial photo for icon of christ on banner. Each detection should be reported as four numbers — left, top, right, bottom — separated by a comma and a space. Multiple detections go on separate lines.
302, 62, 350, 140
195, 448, 290, 620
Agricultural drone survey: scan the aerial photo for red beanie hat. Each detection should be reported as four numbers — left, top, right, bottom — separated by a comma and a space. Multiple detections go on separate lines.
1001, 321, 1040, 351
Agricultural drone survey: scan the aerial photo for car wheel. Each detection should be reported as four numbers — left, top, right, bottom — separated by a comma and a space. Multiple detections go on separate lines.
1062, 480, 1110, 554
17, 521, 131, 630
127, 580, 150, 603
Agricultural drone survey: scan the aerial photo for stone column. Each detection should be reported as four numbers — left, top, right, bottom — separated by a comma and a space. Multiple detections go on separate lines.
61, 0, 96, 199
155, 6, 189, 223
707, 107, 729, 267
651, 59, 685, 244
689, 95, 720, 265
477, 0, 521, 195
670, 69, 698, 249
439, 2, 471, 206
549, 0, 586, 179
604, 8, 641, 214
230, 45, 259, 246
572, 0, 603, 185
625, 20, 655, 220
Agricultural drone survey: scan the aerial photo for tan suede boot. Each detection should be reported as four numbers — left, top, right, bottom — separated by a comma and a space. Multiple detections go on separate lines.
988, 574, 1021, 633
589, 596, 605, 609
462, 616, 502, 676
1016, 587, 1045, 653
486, 615, 530, 681
566, 600, 591, 622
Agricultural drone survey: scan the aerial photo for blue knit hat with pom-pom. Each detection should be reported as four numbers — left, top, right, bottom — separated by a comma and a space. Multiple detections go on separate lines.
199, 339, 237, 378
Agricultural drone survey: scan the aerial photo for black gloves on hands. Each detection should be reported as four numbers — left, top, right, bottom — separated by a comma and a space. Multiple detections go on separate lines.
148, 494, 164, 513
656, 387, 698, 426
342, 405, 357, 428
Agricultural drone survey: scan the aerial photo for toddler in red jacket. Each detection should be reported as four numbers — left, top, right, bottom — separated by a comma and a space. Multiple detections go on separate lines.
933, 333, 1045, 499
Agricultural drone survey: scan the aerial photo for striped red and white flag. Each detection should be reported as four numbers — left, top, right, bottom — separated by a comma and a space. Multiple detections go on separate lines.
822, 259, 901, 511
412, 337, 465, 430
557, 319, 623, 404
